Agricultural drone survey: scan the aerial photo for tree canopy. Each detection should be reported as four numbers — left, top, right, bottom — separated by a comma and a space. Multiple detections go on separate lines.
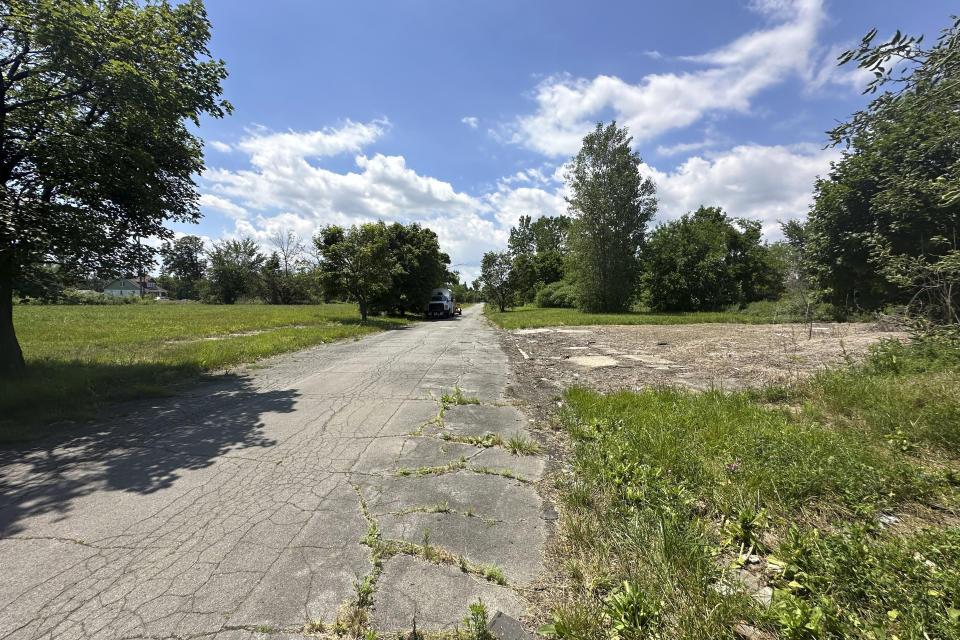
314, 222, 397, 322
0, 0, 231, 372
805, 15, 960, 312
480, 251, 513, 312
160, 235, 206, 300
566, 121, 657, 313
643, 206, 784, 312
368, 222, 452, 315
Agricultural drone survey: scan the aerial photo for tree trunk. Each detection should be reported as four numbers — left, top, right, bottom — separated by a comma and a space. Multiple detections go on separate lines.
358, 298, 368, 322
0, 270, 24, 374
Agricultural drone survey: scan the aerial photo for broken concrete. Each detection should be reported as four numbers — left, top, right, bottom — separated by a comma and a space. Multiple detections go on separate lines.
0, 305, 545, 638
370, 555, 524, 630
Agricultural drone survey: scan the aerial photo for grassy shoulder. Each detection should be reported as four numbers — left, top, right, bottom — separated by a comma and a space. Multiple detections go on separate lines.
484, 302, 810, 330
2, 303, 411, 442
545, 335, 960, 639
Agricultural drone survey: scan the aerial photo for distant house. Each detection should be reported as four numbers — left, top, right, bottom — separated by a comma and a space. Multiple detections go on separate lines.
102, 277, 167, 298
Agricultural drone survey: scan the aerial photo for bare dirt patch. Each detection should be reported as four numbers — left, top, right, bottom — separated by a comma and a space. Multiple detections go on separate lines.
502, 322, 905, 412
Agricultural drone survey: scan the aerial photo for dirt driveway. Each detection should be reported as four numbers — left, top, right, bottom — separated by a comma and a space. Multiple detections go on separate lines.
501, 322, 906, 411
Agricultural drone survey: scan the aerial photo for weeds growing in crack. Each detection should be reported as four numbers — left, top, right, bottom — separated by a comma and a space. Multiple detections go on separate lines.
253, 623, 279, 633
398, 456, 466, 477
302, 619, 325, 634
354, 572, 376, 607
463, 599, 495, 640
440, 432, 506, 448
376, 538, 509, 586
347, 484, 384, 638
481, 565, 507, 586
440, 386, 482, 410
507, 435, 540, 456
472, 466, 526, 482
392, 503, 499, 525
422, 528, 434, 562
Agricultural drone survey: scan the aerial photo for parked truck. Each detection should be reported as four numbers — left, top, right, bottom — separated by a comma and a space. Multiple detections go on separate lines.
426, 288, 459, 319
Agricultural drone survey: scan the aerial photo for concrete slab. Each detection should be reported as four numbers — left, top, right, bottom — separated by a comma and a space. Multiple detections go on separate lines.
431, 404, 529, 439
371, 555, 525, 631
0, 305, 545, 637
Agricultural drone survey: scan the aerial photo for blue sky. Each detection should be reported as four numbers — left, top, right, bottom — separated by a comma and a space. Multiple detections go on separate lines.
184, 0, 948, 280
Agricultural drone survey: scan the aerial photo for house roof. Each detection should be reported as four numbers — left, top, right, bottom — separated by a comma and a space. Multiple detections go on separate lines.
103, 277, 167, 293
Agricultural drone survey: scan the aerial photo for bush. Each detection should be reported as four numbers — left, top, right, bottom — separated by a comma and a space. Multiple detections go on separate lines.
535, 280, 578, 308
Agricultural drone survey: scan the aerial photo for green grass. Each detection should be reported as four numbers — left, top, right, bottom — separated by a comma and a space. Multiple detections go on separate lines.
545, 335, 960, 639
2, 304, 412, 441
484, 304, 789, 330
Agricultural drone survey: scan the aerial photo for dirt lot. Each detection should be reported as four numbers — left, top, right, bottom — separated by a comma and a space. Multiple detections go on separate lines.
501, 322, 906, 412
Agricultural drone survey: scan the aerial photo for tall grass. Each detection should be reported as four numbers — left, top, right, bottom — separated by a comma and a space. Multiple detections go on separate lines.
2, 304, 410, 441
546, 336, 960, 639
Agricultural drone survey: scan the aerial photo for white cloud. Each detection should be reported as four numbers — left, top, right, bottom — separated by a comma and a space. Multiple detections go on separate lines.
208, 140, 233, 153
200, 124, 572, 279
656, 139, 716, 157
804, 43, 874, 93
199, 193, 248, 220
509, 0, 830, 156
640, 143, 840, 236
485, 184, 567, 229
461, 116, 479, 129
236, 118, 388, 167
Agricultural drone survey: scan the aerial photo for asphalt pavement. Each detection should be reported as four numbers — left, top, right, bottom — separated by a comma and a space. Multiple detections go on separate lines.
0, 305, 547, 638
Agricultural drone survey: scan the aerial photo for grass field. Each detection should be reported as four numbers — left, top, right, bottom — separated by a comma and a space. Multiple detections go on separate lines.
544, 335, 960, 639
1, 304, 410, 442
485, 304, 795, 330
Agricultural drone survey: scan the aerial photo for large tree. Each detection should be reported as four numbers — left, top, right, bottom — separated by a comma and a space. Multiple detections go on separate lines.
368, 222, 451, 315
480, 251, 513, 312
643, 206, 784, 312
805, 16, 960, 310
207, 238, 264, 305
566, 122, 657, 313
315, 222, 396, 322
0, 0, 230, 372
160, 235, 206, 299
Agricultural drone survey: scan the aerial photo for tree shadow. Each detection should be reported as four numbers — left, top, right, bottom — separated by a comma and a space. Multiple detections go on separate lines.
0, 371, 294, 536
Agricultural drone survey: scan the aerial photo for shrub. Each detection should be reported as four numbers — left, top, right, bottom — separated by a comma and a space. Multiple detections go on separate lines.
535, 280, 578, 308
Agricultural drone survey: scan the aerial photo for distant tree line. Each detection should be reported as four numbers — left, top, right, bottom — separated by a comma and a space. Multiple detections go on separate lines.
18, 222, 469, 320
481, 122, 786, 314
483, 14, 960, 325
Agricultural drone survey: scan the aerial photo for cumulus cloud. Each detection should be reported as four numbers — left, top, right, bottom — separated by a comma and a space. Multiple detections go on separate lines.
656, 139, 717, 157
509, 0, 832, 156
199, 193, 248, 220
236, 118, 388, 167
200, 122, 570, 279
640, 143, 840, 236
461, 116, 479, 128
207, 140, 233, 153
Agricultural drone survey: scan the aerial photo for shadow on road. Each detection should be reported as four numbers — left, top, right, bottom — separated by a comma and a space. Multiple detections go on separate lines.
0, 372, 295, 536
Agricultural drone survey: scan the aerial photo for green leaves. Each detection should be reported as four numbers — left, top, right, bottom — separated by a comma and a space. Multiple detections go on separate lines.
642, 206, 785, 312
1, 0, 232, 368
567, 121, 657, 313
314, 222, 397, 321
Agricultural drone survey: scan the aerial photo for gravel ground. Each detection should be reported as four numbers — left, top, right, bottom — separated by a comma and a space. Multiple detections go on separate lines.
500, 321, 906, 413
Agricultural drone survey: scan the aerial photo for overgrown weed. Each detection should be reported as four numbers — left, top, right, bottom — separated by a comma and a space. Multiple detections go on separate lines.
543, 333, 960, 639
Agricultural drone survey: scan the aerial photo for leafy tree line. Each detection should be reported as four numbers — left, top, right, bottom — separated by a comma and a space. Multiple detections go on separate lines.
481, 122, 785, 313
791, 15, 960, 324
485, 14, 960, 323
109, 222, 457, 320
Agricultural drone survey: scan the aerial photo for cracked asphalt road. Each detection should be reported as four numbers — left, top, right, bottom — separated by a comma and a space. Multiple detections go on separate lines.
0, 305, 547, 638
